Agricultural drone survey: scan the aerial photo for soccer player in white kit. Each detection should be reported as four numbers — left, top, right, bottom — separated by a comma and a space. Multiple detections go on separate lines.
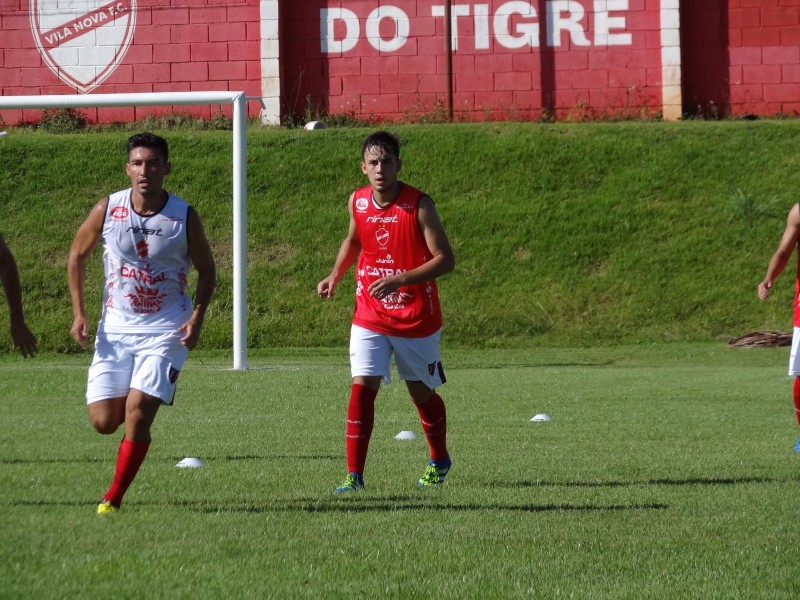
317, 131, 456, 493
68, 133, 216, 514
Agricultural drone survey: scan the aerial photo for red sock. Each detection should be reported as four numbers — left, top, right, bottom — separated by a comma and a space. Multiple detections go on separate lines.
416, 393, 448, 463
793, 378, 800, 427
103, 437, 151, 507
346, 384, 377, 475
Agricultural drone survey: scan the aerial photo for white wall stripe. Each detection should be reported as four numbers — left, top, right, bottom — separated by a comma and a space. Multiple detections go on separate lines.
260, 0, 280, 125
660, 0, 682, 120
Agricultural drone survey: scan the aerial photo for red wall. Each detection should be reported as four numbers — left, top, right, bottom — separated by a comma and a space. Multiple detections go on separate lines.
683, 0, 800, 118
281, 1, 663, 122
2, 1, 800, 124
730, 0, 800, 117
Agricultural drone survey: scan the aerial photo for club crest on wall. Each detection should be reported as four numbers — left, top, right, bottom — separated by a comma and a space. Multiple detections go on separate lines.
30, 0, 137, 93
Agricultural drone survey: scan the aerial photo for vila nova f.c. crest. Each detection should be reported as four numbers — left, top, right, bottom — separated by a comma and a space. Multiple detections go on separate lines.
30, 0, 136, 93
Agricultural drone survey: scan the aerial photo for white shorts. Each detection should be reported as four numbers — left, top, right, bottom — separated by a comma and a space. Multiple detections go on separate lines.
349, 324, 446, 389
86, 330, 188, 405
789, 327, 800, 377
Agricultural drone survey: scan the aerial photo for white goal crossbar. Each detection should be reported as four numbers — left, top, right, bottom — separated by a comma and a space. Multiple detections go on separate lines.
0, 91, 254, 370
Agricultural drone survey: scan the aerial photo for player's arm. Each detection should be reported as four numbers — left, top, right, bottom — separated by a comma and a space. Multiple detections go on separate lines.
317, 193, 362, 299
367, 196, 455, 299
67, 198, 107, 348
179, 206, 216, 349
759, 202, 800, 301
0, 233, 38, 357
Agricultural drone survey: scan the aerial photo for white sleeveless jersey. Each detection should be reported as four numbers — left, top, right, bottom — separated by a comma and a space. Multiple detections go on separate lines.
99, 189, 192, 334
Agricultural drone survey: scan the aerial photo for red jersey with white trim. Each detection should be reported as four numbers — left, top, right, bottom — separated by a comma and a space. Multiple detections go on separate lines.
352, 183, 443, 337
99, 188, 192, 334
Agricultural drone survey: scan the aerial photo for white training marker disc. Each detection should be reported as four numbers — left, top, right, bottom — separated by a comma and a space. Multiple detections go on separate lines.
395, 430, 417, 440
530, 414, 552, 422
175, 457, 206, 468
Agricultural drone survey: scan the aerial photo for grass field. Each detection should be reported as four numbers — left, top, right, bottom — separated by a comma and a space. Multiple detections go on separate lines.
3, 120, 800, 597
2, 343, 799, 598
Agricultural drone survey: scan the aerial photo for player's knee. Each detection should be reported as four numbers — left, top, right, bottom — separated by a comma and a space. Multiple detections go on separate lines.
91, 415, 122, 435
408, 385, 434, 406
87, 396, 126, 434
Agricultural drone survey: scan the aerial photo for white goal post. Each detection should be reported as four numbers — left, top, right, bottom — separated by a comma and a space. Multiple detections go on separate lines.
0, 91, 258, 370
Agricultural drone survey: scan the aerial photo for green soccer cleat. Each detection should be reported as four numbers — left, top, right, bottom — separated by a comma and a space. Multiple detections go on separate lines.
417, 457, 451, 488
333, 473, 364, 494
96, 500, 119, 515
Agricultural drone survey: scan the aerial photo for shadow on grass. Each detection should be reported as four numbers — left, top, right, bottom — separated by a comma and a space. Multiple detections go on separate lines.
1, 458, 106, 465
456, 361, 615, 370
13, 500, 101, 507
1, 454, 339, 465
498, 476, 798, 488
182, 498, 669, 514
13, 476, 794, 514
9, 498, 669, 513
216, 454, 340, 461
286, 499, 668, 514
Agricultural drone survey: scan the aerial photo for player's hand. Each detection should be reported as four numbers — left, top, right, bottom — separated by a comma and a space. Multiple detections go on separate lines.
70, 315, 89, 349
317, 277, 336, 299
368, 277, 400, 300
179, 319, 202, 349
758, 280, 772, 301
11, 321, 37, 357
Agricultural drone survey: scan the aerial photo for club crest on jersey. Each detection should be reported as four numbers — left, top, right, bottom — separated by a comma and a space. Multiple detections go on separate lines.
355, 197, 369, 212
135, 239, 149, 259
30, 0, 137, 93
375, 227, 389, 247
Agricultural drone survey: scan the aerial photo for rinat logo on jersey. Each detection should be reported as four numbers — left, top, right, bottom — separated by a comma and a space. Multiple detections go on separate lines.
127, 226, 163, 236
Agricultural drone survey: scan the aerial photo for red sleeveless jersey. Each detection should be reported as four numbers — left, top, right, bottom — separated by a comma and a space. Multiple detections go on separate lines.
795, 248, 800, 327
351, 183, 443, 337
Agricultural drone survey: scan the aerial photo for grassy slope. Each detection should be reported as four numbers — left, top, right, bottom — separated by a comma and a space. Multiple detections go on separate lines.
0, 121, 798, 353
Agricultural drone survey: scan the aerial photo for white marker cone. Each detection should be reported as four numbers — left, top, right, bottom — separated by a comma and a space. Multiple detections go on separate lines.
175, 457, 206, 468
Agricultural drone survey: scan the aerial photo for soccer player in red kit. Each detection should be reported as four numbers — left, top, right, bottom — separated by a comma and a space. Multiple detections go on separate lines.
317, 130, 456, 493
758, 202, 800, 452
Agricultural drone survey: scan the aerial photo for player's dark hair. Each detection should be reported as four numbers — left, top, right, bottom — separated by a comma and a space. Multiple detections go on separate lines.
127, 132, 169, 163
361, 130, 400, 160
